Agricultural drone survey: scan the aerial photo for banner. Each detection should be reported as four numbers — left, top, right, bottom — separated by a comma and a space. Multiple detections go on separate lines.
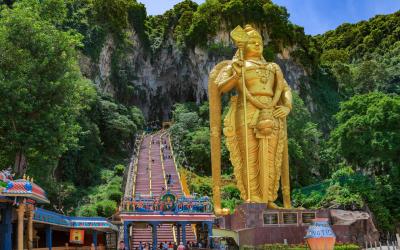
70, 229, 85, 244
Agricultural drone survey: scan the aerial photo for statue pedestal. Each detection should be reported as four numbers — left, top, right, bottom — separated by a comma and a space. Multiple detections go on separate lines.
216, 203, 378, 247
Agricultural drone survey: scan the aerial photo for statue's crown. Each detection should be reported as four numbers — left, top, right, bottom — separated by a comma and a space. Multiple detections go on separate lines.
244, 24, 262, 40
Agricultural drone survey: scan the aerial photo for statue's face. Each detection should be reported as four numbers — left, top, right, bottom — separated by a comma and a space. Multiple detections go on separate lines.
245, 37, 263, 58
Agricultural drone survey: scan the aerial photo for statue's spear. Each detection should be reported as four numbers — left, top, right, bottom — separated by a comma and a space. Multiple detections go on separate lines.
230, 26, 251, 201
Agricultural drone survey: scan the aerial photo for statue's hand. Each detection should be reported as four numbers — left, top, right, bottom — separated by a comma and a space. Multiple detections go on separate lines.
232, 60, 244, 76
273, 106, 290, 118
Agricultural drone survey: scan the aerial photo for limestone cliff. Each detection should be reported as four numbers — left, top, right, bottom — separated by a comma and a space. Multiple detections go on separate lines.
79, 25, 309, 121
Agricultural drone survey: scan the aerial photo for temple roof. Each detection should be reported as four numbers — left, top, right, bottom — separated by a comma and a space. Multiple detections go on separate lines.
34, 208, 118, 231
1, 179, 49, 204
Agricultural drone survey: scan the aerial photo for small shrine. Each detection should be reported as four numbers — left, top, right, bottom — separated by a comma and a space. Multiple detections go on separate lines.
120, 190, 215, 250
122, 190, 212, 214
0, 169, 118, 250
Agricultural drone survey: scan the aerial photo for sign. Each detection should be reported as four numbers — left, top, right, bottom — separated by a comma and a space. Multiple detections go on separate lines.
70, 229, 85, 244
106, 233, 117, 250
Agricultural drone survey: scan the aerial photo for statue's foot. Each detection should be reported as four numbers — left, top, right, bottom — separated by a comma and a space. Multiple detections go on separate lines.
246, 196, 263, 203
267, 202, 283, 209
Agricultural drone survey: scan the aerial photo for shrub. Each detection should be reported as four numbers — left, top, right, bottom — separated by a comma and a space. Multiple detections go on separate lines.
95, 200, 117, 217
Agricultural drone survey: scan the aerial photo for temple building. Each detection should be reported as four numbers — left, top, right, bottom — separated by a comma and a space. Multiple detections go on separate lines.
0, 171, 118, 250
118, 132, 215, 250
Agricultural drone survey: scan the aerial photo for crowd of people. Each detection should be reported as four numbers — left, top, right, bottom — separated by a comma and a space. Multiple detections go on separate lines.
119, 240, 209, 250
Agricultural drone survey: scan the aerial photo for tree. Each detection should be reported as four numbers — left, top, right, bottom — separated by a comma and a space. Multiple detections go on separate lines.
330, 92, 400, 174
292, 166, 398, 231
287, 93, 323, 187
0, 0, 95, 177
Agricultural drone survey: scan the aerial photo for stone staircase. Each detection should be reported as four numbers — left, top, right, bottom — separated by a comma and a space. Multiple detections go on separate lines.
129, 131, 196, 248
132, 224, 176, 249
134, 136, 151, 196
161, 133, 183, 195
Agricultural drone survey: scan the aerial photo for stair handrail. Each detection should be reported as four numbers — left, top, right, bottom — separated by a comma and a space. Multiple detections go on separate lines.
131, 137, 143, 198
124, 132, 145, 199
148, 134, 154, 196
159, 132, 168, 190
168, 133, 185, 195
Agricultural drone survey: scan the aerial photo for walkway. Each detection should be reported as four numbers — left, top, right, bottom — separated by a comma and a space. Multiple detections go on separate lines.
122, 131, 205, 250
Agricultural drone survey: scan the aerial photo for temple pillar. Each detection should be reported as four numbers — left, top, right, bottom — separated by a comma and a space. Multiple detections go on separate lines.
207, 222, 213, 248
150, 223, 159, 250
27, 205, 34, 250
176, 224, 181, 245
180, 222, 187, 245
17, 204, 25, 250
1, 205, 12, 250
92, 231, 98, 249
45, 226, 53, 250
123, 221, 131, 250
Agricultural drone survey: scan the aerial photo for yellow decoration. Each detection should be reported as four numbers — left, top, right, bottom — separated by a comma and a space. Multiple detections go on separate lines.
209, 25, 293, 215
69, 229, 85, 244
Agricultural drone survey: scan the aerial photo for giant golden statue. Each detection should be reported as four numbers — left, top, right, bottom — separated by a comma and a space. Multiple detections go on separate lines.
209, 25, 292, 215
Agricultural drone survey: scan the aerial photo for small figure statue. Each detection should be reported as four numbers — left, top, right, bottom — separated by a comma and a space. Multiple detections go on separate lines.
0, 168, 14, 191
209, 25, 292, 214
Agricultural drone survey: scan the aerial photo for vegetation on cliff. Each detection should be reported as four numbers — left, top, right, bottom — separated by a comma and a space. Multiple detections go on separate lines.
0, 0, 399, 232
318, 11, 400, 60
0, 0, 144, 215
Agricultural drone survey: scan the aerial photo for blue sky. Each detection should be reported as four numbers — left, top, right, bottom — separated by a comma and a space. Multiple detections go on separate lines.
138, 0, 400, 35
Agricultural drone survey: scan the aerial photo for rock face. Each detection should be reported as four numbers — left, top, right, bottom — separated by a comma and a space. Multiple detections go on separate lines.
80, 26, 308, 121
217, 204, 380, 246
330, 209, 380, 245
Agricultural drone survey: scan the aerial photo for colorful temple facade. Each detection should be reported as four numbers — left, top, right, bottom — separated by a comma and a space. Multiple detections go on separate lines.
119, 132, 215, 250
0, 170, 118, 250
1, 131, 216, 250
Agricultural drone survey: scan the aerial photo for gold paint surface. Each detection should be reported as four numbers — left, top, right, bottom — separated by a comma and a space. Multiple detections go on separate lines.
208, 25, 293, 214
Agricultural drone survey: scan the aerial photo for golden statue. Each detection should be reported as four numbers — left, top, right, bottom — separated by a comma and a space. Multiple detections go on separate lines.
209, 25, 292, 215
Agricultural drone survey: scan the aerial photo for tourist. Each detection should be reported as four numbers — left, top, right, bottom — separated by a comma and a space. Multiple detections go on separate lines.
168, 241, 174, 250
118, 241, 125, 250
163, 241, 168, 250
138, 241, 143, 250
177, 242, 185, 250
167, 174, 171, 185
219, 240, 226, 250
214, 240, 220, 250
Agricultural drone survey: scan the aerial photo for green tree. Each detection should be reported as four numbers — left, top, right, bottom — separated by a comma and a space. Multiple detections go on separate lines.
293, 167, 399, 231
92, 0, 134, 32
287, 93, 323, 187
76, 167, 123, 217
0, 0, 95, 177
330, 92, 400, 174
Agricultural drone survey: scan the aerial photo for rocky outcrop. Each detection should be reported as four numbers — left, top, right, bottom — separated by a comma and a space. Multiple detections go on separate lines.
330, 209, 380, 245
79, 25, 309, 121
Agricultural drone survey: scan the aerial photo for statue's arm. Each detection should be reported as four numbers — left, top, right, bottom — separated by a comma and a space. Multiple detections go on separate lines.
274, 63, 292, 110
216, 64, 239, 93
282, 80, 292, 110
